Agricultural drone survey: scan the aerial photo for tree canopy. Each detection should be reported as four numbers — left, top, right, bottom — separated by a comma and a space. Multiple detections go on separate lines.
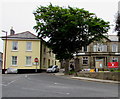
33, 4, 110, 60
115, 12, 120, 36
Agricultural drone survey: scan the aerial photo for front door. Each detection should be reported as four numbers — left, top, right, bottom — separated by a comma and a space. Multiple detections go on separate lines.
95, 59, 103, 68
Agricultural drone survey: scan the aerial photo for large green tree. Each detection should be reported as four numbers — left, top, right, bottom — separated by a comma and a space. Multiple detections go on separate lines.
33, 4, 110, 73
115, 12, 120, 41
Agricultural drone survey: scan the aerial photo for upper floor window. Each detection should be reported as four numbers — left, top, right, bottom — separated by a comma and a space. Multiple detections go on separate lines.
93, 44, 107, 52
48, 49, 52, 56
82, 46, 88, 52
44, 45, 46, 54
112, 57, 118, 62
12, 41, 18, 51
26, 42, 32, 51
112, 44, 118, 52
12, 56, 17, 66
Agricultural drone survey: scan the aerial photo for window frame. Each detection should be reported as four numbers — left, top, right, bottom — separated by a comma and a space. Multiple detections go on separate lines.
12, 41, 18, 51
26, 42, 32, 51
11, 56, 18, 66
93, 44, 107, 52
82, 46, 88, 52
25, 56, 32, 66
112, 57, 118, 62
112, 44, 118, 52
82, 57, 88, 65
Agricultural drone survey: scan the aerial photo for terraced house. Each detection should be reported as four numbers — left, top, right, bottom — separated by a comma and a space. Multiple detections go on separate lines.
2, 29, 60, 73
72, 35, 120, 70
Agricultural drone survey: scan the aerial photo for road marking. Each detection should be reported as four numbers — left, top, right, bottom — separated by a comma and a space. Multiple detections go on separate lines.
0, 83, 7, 86
66, 93, 70, 95
54, 82, 64, 85
55, 91, 70, 95
2, 77, 22, 86
54, 83, 58, 85
25, 75, 28, 77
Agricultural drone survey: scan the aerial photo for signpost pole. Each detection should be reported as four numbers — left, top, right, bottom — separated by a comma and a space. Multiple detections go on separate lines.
35, 62, 37, 73
34, 57, 39, 73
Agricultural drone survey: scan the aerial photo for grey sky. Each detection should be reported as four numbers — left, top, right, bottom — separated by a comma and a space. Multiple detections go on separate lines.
0, 0, 119, 52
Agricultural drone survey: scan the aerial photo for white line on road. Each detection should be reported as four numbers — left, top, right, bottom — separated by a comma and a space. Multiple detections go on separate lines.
54, 82, 65, 85
2, 77, 22, 86
0, 83, 7, 86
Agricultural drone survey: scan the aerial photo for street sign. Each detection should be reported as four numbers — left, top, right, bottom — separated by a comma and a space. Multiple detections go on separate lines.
34, 58, 39, 73
108, 62, 119, 68
34, 58, 39, 63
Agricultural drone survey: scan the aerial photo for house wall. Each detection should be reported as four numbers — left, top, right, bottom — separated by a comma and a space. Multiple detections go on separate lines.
76, 40, 120, 70
2, 39, 60, 70
41, 42, 60, 69
3, 39, 40, 69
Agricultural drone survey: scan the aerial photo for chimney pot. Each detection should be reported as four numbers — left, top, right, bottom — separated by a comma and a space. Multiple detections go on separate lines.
10, 27, 15, 35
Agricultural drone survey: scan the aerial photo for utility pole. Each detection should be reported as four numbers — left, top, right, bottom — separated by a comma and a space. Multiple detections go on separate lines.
2, 30, 7, 74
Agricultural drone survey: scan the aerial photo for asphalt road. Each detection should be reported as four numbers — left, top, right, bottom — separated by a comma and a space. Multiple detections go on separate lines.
1, 73, 119, 98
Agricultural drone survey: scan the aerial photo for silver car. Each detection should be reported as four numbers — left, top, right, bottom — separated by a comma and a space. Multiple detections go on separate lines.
5, 68, 18, 74
46, 65, 59, 73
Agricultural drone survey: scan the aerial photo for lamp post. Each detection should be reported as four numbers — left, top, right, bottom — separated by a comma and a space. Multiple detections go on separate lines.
2, 30, 7, 74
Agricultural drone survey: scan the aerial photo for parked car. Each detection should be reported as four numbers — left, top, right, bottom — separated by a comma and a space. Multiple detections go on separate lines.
5, 68, 18, 74
46, 65, 59, 73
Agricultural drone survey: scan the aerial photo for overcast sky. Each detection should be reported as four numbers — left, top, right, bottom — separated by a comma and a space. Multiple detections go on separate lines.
0, 0, 119, 52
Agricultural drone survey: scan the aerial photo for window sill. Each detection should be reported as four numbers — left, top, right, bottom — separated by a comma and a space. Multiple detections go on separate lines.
11, 50, 18, 52
26, 50, 32, 52
25, 65, 32, 66
11, 65, 18, 66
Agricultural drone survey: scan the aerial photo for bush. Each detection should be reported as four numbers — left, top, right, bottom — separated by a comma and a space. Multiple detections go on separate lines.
67, 71, 76, 75
110, 69, 114, 72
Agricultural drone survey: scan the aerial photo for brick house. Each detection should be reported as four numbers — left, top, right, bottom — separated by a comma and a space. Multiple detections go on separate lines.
71, 35, 120, 70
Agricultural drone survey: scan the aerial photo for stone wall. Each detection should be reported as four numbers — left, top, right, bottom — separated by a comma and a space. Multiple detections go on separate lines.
76, 72, 120, 81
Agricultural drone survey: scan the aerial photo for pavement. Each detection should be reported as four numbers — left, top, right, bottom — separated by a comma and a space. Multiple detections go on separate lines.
54, 70, 120, 84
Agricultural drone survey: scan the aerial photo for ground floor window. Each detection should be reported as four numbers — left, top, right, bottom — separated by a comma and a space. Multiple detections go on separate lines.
26, 56, 32, 66
82, 57, 88, 65
48, 59, 50, 66
43, 58, 46, 66
112, 57, 118, 62
12, 56, 17, 66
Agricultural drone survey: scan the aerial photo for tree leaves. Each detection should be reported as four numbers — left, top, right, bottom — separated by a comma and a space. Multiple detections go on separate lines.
33, 4, 110, 60
115, 12, 120, 36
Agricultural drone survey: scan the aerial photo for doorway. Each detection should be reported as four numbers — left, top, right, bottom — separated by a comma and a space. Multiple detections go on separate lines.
95, 58, 104, 68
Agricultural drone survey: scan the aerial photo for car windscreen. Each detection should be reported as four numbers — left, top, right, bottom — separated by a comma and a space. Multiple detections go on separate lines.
48, 66, 53, 68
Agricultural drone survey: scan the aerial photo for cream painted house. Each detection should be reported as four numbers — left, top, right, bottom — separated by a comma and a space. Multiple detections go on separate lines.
2, 30, 60, 73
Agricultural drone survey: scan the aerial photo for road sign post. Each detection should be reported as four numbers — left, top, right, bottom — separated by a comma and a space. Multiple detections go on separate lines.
34, 58, 39, 72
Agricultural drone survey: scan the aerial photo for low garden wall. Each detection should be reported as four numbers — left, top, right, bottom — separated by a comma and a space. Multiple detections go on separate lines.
75, 72, 120, 81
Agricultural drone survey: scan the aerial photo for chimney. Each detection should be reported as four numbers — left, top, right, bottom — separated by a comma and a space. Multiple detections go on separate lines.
10, 27, 15, 35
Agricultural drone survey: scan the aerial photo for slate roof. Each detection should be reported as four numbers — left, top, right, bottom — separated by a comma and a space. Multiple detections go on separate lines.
2, 31, 119, 42
2, 31, 39, 40
108, 35, 118, 41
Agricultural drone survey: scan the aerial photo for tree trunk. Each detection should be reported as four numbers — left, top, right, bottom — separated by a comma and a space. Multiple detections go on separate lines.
74, 58, 80, 72
60, 60, 65, 69
64, 59, 69, 74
